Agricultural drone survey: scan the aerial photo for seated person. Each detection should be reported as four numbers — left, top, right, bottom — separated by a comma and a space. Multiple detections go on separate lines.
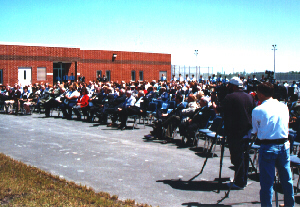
23, 87, 40, 114
73, 87, 90, 120
157, 87, 169, 102
179, 97, 214, 141
119, 90, 145, 130
18, 87, 30, 112
162, 94, 196, 141
144, 86, 156, 106
106, 88, 126, 126
4, 84, 21, 114
96, 87, 115, 124
1, 86, 13, 110
44, 86, 66, 117
181, 94, 199, 119
88, 87, 105, 122
61, 85, 80, 119
150, 93, 185, 140
35, 84, 51, 112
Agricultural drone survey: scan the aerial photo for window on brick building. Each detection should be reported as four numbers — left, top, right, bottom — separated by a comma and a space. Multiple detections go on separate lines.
96, 70, 102, 79
139, 71, 143, 81
106, 70, 111, 81
0, 69, 3, 85
37, 67, 46, 81
131, 70, 136, 81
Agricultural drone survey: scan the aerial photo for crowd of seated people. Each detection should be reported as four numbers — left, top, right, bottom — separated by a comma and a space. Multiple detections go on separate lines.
1, 74, 300, 137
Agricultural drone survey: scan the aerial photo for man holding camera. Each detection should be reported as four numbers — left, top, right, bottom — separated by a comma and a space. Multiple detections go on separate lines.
213, 77, 255, 189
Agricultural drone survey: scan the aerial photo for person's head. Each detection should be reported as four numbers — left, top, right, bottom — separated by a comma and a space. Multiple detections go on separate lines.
119, 88, 126, 95
290, 94, 298, 102
81, 87, 88, 95
107, 87, 113, 94
138, 90, 145, 98
187, 94, 197, 103
257, 82, 274, 101
160, 87, 166, 93
228, 77, 243, 92
200, 97, 209, 108
175, 93, 183, 104
126, 90, 132, 98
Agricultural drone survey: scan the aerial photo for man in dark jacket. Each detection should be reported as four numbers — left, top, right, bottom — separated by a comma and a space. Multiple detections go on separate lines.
212, 77, 255, 189
107, 88, 126, 126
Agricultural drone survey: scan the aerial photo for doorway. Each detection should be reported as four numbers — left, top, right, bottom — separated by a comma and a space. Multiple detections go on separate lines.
18, 67, 32, 86
53, 63, 66, 83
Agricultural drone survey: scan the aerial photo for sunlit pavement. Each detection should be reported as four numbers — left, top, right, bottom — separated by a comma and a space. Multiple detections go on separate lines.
0, 112, 297, 207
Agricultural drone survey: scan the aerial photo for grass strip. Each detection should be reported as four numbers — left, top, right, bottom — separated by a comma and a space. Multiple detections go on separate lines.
0, 153, 151, 206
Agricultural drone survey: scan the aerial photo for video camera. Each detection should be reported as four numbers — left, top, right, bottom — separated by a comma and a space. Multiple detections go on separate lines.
265, 70, 276, 84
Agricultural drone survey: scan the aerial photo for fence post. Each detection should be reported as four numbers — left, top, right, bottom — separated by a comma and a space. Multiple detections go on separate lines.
208, 67, 209, 80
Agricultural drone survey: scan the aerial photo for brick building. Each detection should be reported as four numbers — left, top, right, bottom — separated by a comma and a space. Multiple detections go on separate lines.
0, 43, 171, 87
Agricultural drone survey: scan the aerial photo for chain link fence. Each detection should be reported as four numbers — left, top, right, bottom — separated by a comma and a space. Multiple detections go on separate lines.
171, 65, 300, 84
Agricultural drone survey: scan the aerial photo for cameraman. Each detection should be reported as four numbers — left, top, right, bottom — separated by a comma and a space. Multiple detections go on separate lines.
212, 77, 255, 189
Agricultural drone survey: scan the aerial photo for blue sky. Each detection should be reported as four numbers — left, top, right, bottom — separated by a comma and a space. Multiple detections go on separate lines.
1, 0, 299, 74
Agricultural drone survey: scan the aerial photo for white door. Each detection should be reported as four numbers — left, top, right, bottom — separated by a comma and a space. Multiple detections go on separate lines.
18, 67, 32, 87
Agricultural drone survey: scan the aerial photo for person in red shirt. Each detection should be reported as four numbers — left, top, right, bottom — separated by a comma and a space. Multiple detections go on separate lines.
73, 87, 89, 120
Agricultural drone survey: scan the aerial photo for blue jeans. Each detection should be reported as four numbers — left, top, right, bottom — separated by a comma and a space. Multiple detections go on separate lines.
259, 143, 294, 207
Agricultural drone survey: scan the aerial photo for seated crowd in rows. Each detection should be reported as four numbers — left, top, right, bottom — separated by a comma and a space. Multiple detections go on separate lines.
1, 74, 300, 135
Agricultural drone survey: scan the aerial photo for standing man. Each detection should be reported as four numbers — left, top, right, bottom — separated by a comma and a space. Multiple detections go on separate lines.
212, 77, 255, 189
252, 82, 294, 207
161, 73, 167, 81
78, 74, 85, 82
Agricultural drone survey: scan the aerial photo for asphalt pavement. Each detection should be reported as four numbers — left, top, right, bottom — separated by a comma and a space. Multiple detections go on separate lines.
0, 112, 299, 206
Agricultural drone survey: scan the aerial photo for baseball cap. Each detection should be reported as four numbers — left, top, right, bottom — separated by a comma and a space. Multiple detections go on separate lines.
229, 77, 243, 87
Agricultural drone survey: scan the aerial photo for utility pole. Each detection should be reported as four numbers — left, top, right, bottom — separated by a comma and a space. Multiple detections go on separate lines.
195, 50, 198, 79
272, 44, 277, 79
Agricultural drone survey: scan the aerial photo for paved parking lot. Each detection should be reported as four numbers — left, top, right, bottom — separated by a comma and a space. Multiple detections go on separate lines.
0, 112, 299, 206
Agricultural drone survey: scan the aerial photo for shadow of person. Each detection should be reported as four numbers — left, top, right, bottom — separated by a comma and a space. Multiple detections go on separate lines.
181, 202, 232, 207
156, 179, 228, 192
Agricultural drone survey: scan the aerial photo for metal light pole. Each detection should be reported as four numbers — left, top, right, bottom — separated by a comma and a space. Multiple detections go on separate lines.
272, 44, 277, 79
195, 50, 198, 79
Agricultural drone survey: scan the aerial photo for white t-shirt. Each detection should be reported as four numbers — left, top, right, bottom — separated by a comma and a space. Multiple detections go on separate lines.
252, 98, 289, 139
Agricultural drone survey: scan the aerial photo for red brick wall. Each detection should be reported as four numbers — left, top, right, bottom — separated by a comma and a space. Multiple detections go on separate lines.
79, 50, 171, 82
0, 44, 171, 86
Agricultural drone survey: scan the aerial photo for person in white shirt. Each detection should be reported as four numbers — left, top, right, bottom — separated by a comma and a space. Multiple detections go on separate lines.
178, 74, 184, 82
61, 85, 80, 119
252, 82, 294, 207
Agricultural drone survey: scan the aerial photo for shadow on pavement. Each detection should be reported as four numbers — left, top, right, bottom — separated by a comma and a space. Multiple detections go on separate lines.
157, 179, 228, 192
182, 203, 232, 207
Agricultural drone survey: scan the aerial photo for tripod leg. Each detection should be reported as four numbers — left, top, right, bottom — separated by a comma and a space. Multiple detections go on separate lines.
217, 137, 225, 193
188, 136, 217, 182
218, 137, 256, 204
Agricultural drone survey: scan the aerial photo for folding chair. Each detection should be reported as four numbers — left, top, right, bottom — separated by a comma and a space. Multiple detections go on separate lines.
146, 102, 157, 124
290, 155, 300, 194
198, 116, 223, 150
204, 123, 224, 155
